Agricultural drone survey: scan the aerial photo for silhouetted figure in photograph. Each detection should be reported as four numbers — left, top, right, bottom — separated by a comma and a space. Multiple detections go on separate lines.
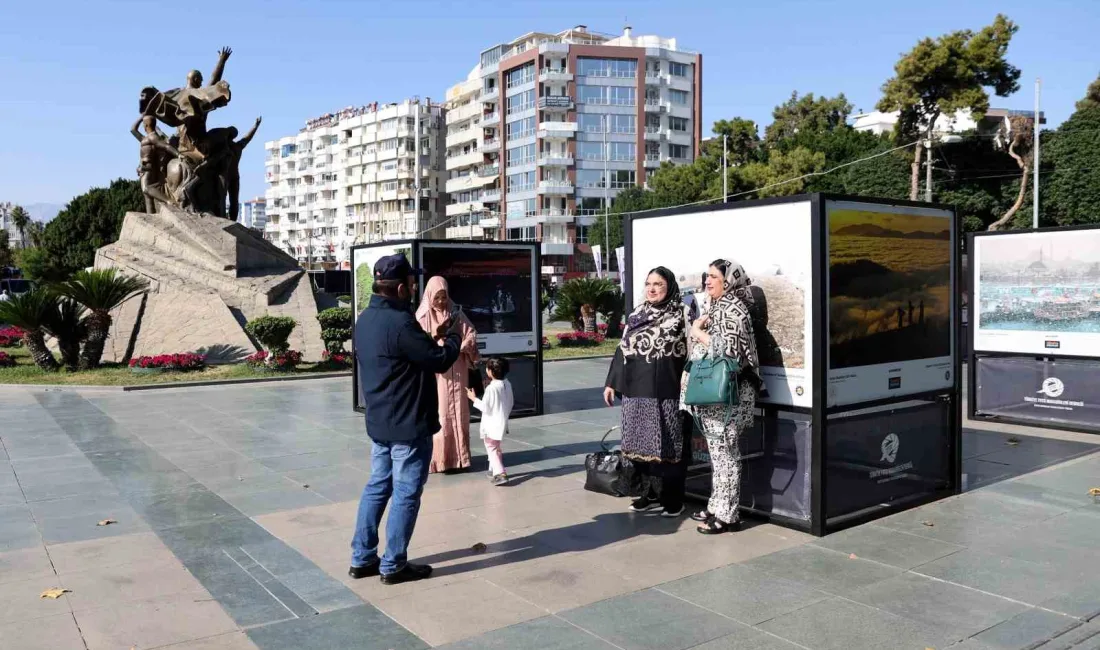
897, 307, 905, 330
908, 300, 914, 327
919, 300, 925, 325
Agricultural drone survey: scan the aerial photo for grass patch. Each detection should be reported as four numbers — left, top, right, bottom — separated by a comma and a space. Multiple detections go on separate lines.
0, 346, 347, 386
542, 338, 618, 360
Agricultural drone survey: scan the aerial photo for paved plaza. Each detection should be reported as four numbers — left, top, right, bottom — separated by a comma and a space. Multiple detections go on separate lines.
2, 358, 1100, 649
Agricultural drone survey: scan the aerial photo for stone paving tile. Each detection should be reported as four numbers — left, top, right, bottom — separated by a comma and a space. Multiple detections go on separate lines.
660, 563, 831, 626
742, 544, 904, 598
0, 503, 43, 551
912, 547, 1092, 604
972, 608, 1082, 650
0, 575, 75, 626
62, 556, 206, 612
435, 615, 618, 650
812, 523, 964, 570
245, 604, 428, 650
758, 597, 961, 650
0, 613, 87, 650
74, 589, 238, 650
157, 631, 261, 650
0, 545, 56, 585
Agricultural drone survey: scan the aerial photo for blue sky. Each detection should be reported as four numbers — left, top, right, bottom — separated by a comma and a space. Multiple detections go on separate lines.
0, 0, 1096, 206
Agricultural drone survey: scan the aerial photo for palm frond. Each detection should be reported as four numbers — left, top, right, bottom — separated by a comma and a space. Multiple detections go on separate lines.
0, 289, 60, 331
58, 268, 149, 314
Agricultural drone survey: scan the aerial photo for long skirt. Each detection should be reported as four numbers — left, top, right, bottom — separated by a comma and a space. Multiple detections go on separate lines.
429, 355, 472, 473
693, 382, 756, 524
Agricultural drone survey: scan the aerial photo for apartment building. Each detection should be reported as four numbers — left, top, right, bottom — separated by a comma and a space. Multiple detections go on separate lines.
263, 99, 448, 269
241, 197, 266, 231
0, 202, 25, 250
443, 25, 702, 276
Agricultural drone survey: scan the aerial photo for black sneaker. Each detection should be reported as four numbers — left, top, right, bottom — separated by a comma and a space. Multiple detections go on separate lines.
380, 563, 433, 585
660, 505, 685, 518
348, 561, 380, 579
491, 473, 509, 486
630, 496, 662, 512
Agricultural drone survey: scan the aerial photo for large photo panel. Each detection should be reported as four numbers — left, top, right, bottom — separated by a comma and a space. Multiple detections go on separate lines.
826, 200, 955, 406
352, 243, 412, 314
630, 201, 815, 408
973, 228, 1100, 358
420, 243, 539, 355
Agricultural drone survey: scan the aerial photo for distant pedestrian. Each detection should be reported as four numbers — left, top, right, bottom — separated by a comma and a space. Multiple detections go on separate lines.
468, 357, 515, 485
349, 253, 461, 586
0, 289, 10, 303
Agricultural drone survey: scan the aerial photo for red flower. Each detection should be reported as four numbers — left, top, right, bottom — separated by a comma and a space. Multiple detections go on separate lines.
0, 351, 16, 368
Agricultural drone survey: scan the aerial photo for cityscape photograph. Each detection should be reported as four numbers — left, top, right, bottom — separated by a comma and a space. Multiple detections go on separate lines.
2, 1, 1100, 649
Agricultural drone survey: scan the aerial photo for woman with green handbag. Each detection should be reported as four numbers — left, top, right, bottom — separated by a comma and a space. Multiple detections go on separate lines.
682, 259, 762, 535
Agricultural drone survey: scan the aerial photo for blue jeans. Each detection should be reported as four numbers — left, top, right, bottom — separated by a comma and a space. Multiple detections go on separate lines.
350, 436, 433, 575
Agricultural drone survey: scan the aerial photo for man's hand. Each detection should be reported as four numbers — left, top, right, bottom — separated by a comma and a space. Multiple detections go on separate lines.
466, 387, 476, 401
254, 116, 263, 127
434, 318, 453, 341
218, 46, 233, 59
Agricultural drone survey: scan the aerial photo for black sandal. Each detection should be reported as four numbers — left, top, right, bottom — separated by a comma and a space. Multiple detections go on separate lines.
690, 510, 713, 522
696, 518, 742, 535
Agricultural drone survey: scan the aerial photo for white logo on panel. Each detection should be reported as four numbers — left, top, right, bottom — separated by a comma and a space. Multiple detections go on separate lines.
880, 433, 900, 464
1038, 377, 1065, 398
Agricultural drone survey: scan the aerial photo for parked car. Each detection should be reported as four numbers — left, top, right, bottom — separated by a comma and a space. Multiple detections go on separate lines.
0, 278, 34, 295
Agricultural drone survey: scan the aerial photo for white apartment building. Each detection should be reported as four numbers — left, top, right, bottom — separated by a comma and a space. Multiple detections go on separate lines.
443, 25, 701, 275
0, 202, 25, 250
263, 99, 448, 269
853, 108, 1044, 140
241, 197, 266, 231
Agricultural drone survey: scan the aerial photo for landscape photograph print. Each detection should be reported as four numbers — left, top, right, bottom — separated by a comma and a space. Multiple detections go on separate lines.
828, 205, 952, 369
353, 245, 411, 313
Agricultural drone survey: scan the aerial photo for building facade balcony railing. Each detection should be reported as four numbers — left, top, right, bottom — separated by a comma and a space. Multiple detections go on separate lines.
478, 164, 500, 177
537, 154, 574, 167
537, 180, 574, 195
537, 96, 574, 111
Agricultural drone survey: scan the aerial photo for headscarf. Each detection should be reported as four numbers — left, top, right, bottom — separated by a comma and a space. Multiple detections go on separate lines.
620, 266, 687, 363
416, 277, 477, 355
707, 259, 760, 373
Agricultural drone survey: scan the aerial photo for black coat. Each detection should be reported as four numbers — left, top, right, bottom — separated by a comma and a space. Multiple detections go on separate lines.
355, 295, 460, 442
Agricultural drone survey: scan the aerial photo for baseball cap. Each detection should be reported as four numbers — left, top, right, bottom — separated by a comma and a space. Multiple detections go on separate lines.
373, 253, 422, 282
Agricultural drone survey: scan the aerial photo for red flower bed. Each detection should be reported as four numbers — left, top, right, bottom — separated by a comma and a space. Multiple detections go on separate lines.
128, 353, 206, 371
0, 351, 16, 368
322, 350, 352, 366
246, 349, 303, 370
0, 326, 25, 348
556, 332, 607, 348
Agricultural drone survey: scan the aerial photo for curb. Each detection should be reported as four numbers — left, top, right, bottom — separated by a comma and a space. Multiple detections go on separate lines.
0, 371, 352, 393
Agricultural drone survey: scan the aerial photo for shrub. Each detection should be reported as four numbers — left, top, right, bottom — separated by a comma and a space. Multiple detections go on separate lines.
556, 331, 607, 348
245, 316, 297, 355
128, 353, 206, 371
245, 349, 303, 370
0, 351, 15, 368
336, 294, 352, 304
0, 326, 25, 348
321, 350, 352, 367
317, 307, 353, 355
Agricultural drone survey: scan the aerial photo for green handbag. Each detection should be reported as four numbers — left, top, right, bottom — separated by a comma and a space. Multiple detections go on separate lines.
684, 355, 741, 408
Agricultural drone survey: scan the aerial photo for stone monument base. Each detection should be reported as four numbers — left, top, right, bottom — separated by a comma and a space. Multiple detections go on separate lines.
95, 205, 323, 363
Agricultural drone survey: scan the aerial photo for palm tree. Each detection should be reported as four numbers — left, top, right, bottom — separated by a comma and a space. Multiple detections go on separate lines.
552, 278, 616, 333
58, 268, 149, 369
44, 297, 86, 371
10, 206, 31, 250
0, 290, 60, 371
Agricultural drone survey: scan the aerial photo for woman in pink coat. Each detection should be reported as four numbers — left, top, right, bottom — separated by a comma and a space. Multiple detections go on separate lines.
417, 276, 480, 473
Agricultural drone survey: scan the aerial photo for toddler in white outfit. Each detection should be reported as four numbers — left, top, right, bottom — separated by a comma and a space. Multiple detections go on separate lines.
467, 357, 514, 485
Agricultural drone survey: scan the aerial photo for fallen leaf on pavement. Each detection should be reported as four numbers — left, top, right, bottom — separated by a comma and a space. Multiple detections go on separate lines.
302, 484, 310, 489
922, 521, 935, 527
1006, 437, 1021, 446
471, 542, 487, 554
40, 588, 70, 599
96, 519, 117, 527
1088, 487, 1100, 495
849, 554, 858, 559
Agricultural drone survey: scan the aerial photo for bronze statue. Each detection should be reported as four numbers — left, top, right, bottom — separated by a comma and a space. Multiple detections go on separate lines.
135, 46, 259, 220
131, 115, 181, 214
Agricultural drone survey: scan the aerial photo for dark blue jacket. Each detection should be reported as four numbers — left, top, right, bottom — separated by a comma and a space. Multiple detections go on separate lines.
355, 294, 460, 442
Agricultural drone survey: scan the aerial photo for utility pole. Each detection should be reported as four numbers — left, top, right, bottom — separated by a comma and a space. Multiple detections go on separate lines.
722, 134, 728, 203
1033, 78, 1041, 229
924, 138, 933, 203
468, 204, 474, 240
603, 113, 610, 277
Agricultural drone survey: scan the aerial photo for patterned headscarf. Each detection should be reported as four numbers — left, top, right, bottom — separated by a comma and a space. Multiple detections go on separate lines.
620, 266, 687, 363
706, 259, 759, 371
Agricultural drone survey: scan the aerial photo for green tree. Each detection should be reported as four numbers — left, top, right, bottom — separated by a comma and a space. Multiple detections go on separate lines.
14, 247, 67, 282
764, 92, 853, 149
44, 297, 87, 371
737, 147, 827, 197
317, 307, 353, 355
706, 118, 763, 166
1076, 73, 1100, 111
10, 206, 31, 250
987, 115, 1036, 230
877, 14, 1021, 200
0, 231, 11, 268
1043, 105, 1100, 226
58, 268, 149, 369
245, 315, 298, 355
38, 179, 142, 276
0, 290, 60, 371
552, 278, 615, 333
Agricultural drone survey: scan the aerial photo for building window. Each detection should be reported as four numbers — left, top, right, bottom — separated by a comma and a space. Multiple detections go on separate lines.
577, 169, 604, 189
578, 113, 603, 133
670, 144, 690, 159
609, 142, 636, 162
609, 114, 636, 134
577, 58, 637, 78
507, 89, 535, 114
380, 118, 397, 131
506, 226, 536, 240
577, 85, 604, 105
506, 63, 535, 88
578, 197, 606, 215
576, 225, 591, 243
670, 89, 689, 105
577, 141, 604, 161
506, 117, 535, 139
609, 170, 636, 189
609, 86, 636, 106
506, 143, 535, 167
669, 62, 689, 77
380, 139, 398, 151
507, 171, 535, 192
669, 117, 689, 132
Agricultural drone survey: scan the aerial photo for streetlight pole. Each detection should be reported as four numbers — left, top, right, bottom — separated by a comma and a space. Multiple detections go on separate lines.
924, 139, 933, 203
603, 113, 610, 277
1033, 78, 1041, 229
722, 134, 728, 203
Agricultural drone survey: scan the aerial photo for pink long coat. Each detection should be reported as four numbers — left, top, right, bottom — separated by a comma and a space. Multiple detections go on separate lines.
416, 277, 480, 473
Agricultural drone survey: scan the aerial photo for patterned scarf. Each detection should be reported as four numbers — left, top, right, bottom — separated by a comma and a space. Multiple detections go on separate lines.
620, 267, 687, 363
707, 259, 760, 371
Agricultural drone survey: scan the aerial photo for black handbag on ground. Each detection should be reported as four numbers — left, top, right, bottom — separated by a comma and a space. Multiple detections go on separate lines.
584, 427, 642, 498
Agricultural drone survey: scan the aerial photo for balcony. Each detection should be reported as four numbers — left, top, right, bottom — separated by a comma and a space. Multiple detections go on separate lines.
541, 242, 574, 256
482, 112, 500, 127
534, 210, 574, 224
481, 187, 501, 203
538, 153, 574, 167
645, 72, 663, 84
537, 121, 578, 139
644, 98, 663, 112
644, 126, 663, 140
537, 180, 574, 195
539, 68, 573, 83
446, 149, 483, 170
478, 164, 500, 178
539, 41, 569, 55
482, 137, 500, 153
644, 154, 662, 168
537, 96, 574, 111
446, 129, 477, 148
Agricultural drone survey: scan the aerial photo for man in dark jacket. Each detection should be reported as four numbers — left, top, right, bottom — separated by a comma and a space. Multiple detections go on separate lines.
349, 253, 460, 585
